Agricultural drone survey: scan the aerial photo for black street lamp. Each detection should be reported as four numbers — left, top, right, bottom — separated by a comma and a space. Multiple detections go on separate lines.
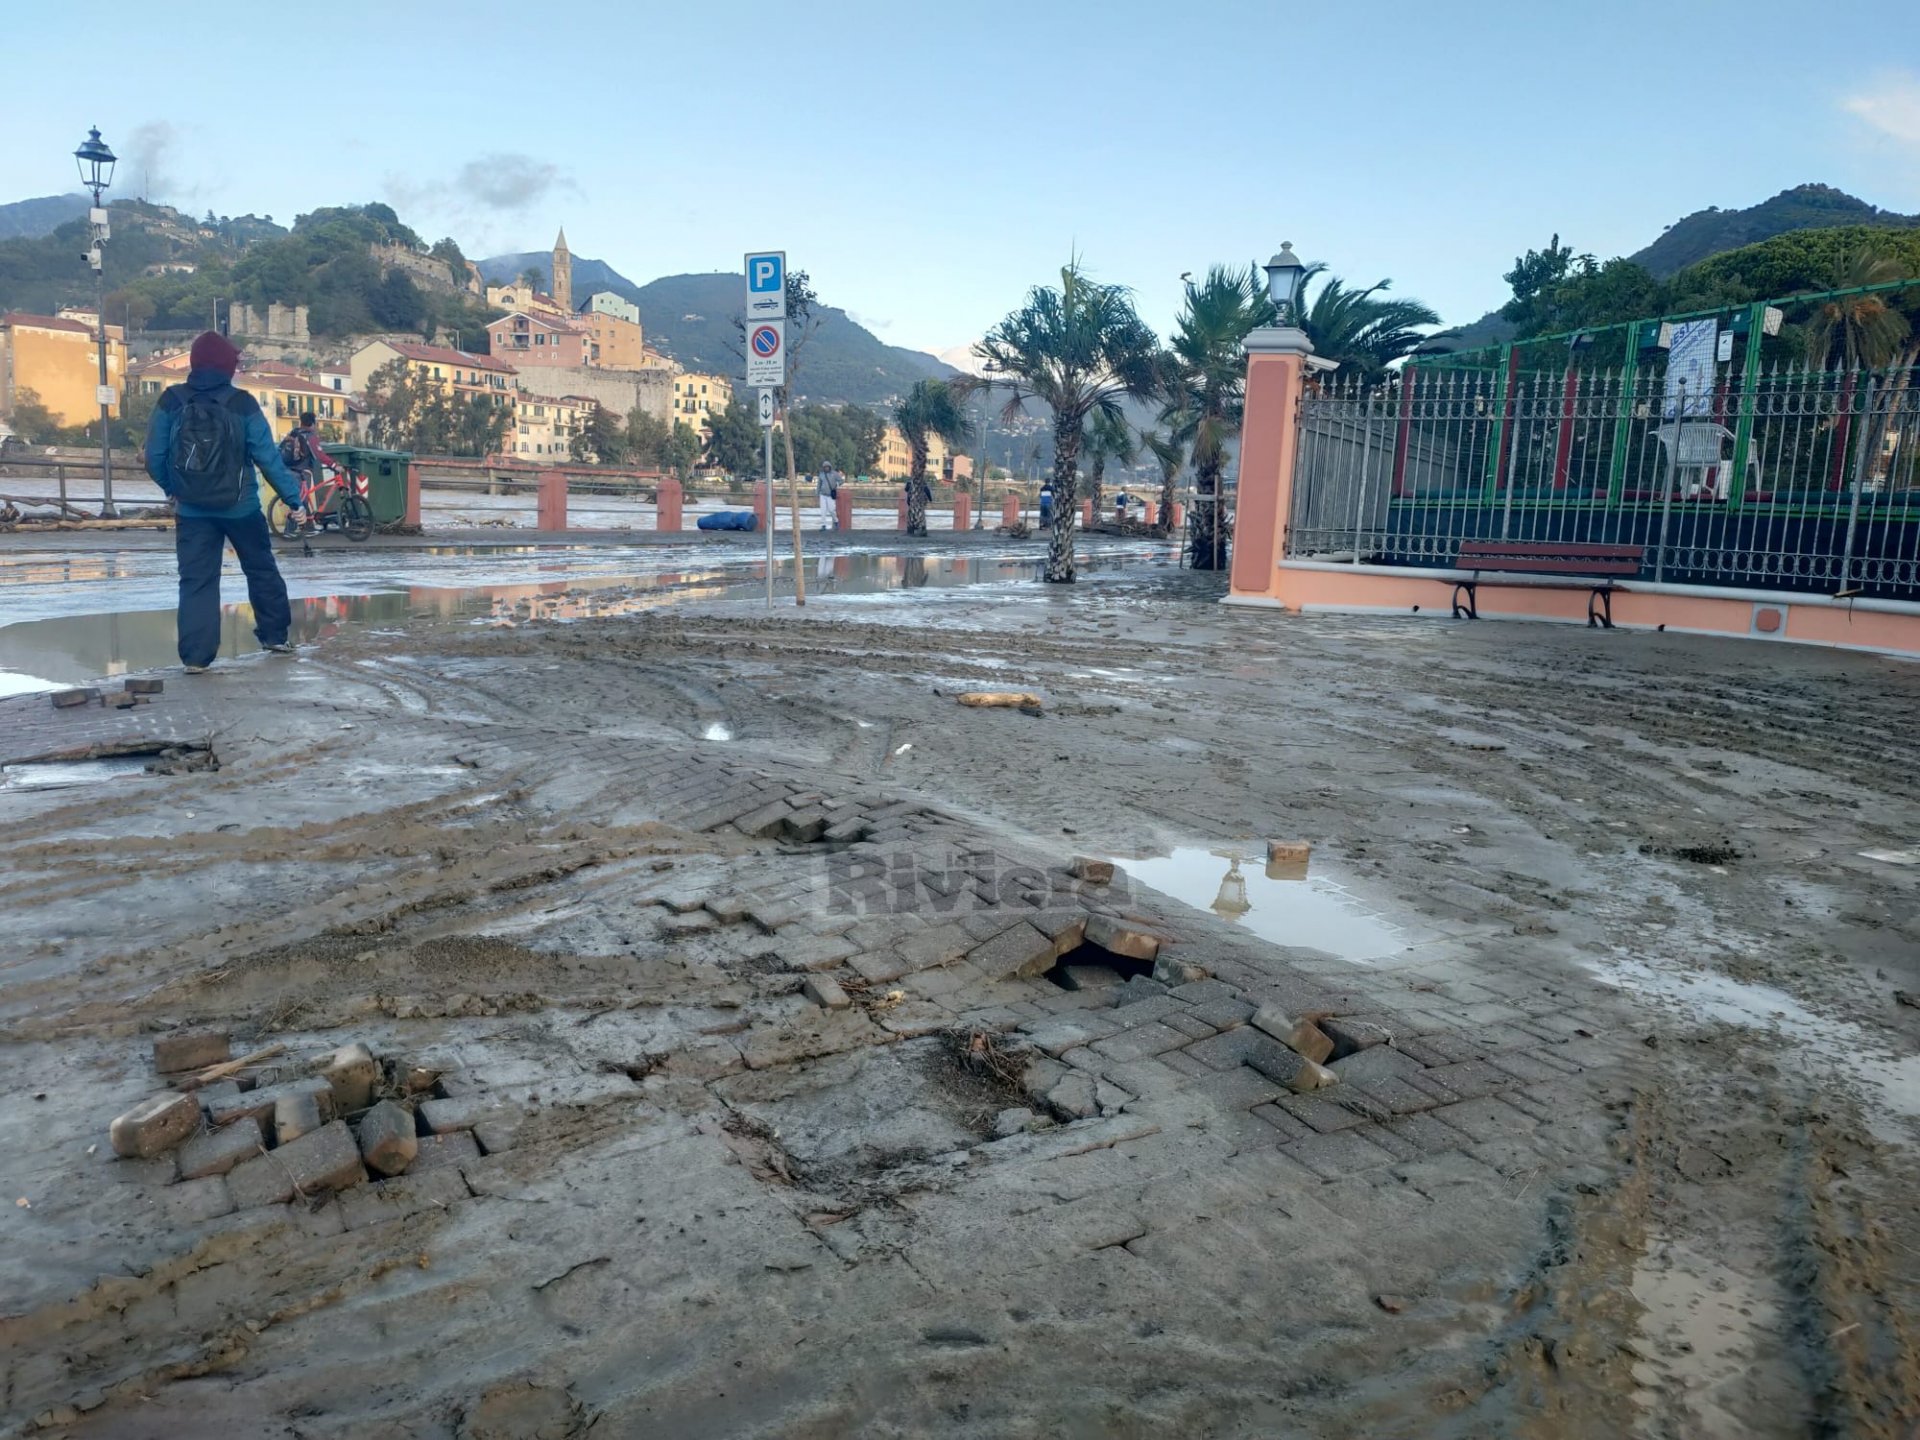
74, 126, 119, 517
1263, 242, 1308, 328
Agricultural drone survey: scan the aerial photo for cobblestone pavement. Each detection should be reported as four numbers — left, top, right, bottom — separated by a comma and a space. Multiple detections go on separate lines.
0, 571, 1915, 1438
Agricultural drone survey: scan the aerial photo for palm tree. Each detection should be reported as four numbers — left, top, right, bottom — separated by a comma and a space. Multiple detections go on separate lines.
1139, 428, 1185, 535
1161, 265, 1270, 570
1296, 267, 1440, 382
1804, 246, 1913, 370
977, 261, 1161, 582
1081, 408, 1136, 526
894, 380, 975, 537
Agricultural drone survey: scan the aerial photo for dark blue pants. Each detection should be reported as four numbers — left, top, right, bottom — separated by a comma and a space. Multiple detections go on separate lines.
175, 511, 292, 666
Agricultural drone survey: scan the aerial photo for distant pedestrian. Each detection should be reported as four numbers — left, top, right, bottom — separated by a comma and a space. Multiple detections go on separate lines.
816, 464, 838, 530
1038, 480, 1054, 527
1114, 490, 1132, 523
143, 331, 307, 674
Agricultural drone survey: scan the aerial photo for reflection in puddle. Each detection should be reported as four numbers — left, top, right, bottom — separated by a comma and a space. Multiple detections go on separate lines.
1117, 845, 1407, 963
702, 722, 732, 742
1584, 956, 1920, 1131
0, 546, 1171, 690
1, 755, 154, 791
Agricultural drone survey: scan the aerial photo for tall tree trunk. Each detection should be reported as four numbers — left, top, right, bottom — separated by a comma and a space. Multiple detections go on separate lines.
1157, 466, 1176, 536
906, 445, 930, 536
1045, 417, 1081, 583
1088, 454, 1106, 528
1188, 449, 1226, 570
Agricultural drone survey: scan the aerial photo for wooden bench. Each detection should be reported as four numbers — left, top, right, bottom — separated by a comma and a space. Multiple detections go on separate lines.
1451, 541, 1645, 629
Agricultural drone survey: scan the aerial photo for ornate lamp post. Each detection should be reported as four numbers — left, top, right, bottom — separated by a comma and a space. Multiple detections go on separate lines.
74, 127, 118, 518
1262, 242, 1308, 328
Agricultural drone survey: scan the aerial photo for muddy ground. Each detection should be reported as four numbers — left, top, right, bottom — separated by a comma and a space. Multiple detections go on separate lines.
1, 555, 1917, 1438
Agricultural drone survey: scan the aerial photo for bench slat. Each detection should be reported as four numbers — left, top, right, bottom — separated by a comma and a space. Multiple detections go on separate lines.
1458, 542, 1643, 560
1464, 558, 1640, 576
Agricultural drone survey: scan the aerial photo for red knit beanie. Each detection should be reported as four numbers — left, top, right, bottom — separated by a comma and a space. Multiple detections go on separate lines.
189, 330, 241, 376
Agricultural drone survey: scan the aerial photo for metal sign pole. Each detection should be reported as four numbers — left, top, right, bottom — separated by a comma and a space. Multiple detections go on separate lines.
764, 422, 775, 607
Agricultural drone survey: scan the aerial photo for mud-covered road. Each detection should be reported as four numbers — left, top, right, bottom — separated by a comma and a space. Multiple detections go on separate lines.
1, 552, 1916, 1438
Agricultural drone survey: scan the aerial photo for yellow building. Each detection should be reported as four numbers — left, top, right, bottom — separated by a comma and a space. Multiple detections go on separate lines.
580, 309, 649, 370
671, 373, 733, 438
512, 394, 590, 460
349, 340, 517, 408
235, 365, 350, 442
871, 423, 950, 481
0, 311, 128, 426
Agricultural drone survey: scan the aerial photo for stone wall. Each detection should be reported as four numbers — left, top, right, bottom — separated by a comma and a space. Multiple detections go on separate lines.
512, 365, 672, 424
226, 303, 310, 343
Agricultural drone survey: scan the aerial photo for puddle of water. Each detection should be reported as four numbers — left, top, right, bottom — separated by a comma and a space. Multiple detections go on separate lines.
1630, 1242, 1777, 1439
0, 546, 1173, 688
1116, 844, 1407, 963
702, 722, 732, 742
1584, 956, 1920, 1132
1, 755, 154, 791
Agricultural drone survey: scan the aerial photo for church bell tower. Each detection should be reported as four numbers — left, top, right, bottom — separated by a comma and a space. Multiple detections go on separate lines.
552, 228, 573, 312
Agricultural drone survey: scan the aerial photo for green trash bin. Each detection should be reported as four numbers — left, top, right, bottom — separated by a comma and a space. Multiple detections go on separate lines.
327, 445, 412, 526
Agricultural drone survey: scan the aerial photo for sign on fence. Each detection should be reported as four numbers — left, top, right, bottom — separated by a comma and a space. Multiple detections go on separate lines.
1665, 319, 1717, 418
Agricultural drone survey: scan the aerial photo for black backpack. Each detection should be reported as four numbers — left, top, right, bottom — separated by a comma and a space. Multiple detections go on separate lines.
278, 429, 312, 469
168, 387, 252, 509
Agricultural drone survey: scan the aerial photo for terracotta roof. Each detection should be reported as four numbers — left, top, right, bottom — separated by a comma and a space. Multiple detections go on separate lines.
381, 341, 516, 375
489, 311, 585, 334
240, 373, 338, 398
1, 311, 93, 335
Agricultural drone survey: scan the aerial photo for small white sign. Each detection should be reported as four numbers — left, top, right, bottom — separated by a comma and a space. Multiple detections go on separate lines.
1716, 331, 1734, 363
96, 384, 117, 407
746, 320, 785, 388
745, 251, 786, 321
757, 389, 776, 427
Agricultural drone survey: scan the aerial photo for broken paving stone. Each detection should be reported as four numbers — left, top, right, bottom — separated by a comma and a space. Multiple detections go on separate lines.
1327, 1046, 1425, 1087
1267, 840, 1312, 865
992, 1107, 1038, 1138
211, 1076, 333, 1130
1322, 1017, 1393, 1057
418, 1096, 504, 1135
125, 677, 164, 695
733, 801, 794, 839
1029, 909, 1090, 957
802, 974, 850, 1010
271, 1089, 325, 1145
1068, 857, 1115, 885
177, 1116, 264, 1180
1046, 1073, 1099, 1119
1251, 1003, 1335, 1065
110, 1091, 199, 1159
1244, 1038, 1341, 1094
1083, 915, 1161, 962
52, 688, 99, 708
226, 1121, 367, 1209
822, 817, 872, 844
1153, 956, 1211, 986
408, 1130, 481, 1173
314, 1042, 378, 1113
1058, 963, 1123, 991
966, 921, 1056, 980
356, 1100, 419, 1177
781, 808, 830, 843
152, 1030, 229, 1075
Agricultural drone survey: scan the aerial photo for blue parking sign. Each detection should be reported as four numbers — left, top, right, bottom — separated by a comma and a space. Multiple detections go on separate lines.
745, 251, 786, 320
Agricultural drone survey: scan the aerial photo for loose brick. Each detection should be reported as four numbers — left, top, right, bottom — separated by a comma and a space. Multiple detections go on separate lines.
822, 817, 872, 844
803, 974, 850, 1010
1152, 956, 1211, 986
226, 1121, 367, 1208
781, 808, 830, 843
315, 1043, 378, 1113
1322, 1018, 1394, 1057
1082, 915, 1161, 961
734, 801, 793, 838
110, 1092, 199, 1159
357, 1100, 419, 1177
966, 921, 1055, 980
271, 1089, 325, 1144
1245, 1039, 1339, 1094
212, 1076, 335, 1130
418, 1096, 503, 1135
1251, 1003, 1335, 1064
1067, 857, 1114, 885
125, 677, 165, 695
177, 1116, 264, 1179
152, 1030, 229, 1075
52, 688, 98, 708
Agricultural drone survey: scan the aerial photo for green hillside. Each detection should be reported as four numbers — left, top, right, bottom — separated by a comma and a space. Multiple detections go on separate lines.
0, 194, 90, 241
1629, 184, 1918, 278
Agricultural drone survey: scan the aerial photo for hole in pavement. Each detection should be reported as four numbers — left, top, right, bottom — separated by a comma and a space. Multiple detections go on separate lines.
1042, 941, 1155, 989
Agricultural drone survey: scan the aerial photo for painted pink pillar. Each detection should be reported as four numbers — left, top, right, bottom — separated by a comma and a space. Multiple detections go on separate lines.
753, 481, 772, 531
536, 470, 567, 531
953, 492, 971, 530
835, 488, 853, 530
1228, 329, 1313, 600
1001, 494, 1020, 527
897, 493, 909, 531
1172, 502, 1185, 529
403, 464, 421, 528
655, 477, 682, 532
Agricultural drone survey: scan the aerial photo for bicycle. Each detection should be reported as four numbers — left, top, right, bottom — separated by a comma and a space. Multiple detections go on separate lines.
269, 461, 373, 543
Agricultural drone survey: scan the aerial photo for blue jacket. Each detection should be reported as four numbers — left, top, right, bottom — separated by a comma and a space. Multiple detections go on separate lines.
144, 369, 305, 520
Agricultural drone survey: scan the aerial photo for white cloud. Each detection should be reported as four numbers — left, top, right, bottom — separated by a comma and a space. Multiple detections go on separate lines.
1843, 71, 1920, 148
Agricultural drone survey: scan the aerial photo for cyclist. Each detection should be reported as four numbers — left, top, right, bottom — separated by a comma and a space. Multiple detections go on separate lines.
278, 411, 337, 531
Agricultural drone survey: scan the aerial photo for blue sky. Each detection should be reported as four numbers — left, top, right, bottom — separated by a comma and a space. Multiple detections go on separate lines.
4, 0, 1917, 359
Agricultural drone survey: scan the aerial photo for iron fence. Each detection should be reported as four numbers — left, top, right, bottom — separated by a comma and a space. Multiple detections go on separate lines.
1288, 360, 1920, 601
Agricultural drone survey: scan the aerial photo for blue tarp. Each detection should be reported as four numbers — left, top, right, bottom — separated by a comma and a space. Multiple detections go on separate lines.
696, 510, 758, 532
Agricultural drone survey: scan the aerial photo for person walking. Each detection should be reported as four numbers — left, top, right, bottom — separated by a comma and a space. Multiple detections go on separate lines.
816, 464, 838, 531
143, 331, 307, 673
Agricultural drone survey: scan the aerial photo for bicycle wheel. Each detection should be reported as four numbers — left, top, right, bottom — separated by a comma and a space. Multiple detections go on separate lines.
339, 494, 374, 542
266, 494, 299, 539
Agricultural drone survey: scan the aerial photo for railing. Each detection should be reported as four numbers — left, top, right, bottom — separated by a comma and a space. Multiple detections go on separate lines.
1288, 361, 1920, 601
